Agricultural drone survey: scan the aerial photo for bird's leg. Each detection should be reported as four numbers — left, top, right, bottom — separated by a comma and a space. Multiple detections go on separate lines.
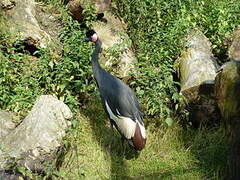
121, 137, 126, 156
107, 121, 115, 150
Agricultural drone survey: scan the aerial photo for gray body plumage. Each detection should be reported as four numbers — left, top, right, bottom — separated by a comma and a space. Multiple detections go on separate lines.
92, 41, 143, 124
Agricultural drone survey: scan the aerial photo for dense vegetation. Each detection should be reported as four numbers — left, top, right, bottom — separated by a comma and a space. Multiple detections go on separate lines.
1, 0, 240, 179
114, 0, 240, 125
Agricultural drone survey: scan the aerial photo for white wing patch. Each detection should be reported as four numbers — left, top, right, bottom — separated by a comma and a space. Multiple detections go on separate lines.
138, 122, 146, 139
105, 101, 136, 139
105, 100, 146, 139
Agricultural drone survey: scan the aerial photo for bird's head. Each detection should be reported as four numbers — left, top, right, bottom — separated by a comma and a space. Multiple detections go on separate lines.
83, 29, 98, 43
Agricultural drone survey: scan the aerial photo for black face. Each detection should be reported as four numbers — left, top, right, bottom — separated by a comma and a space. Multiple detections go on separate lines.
86, 29, 96, 38
83, 29, 96, 42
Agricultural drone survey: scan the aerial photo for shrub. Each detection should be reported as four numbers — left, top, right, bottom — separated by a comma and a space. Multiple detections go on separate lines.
0, 4, 96, 117
113, 0, 240, 125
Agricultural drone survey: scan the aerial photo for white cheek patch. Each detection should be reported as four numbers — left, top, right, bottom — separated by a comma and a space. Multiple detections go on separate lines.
91, 33, 98, 42
105, 101, 146, 140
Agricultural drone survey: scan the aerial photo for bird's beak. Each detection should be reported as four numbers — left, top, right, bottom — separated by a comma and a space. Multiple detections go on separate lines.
83, 37, 91, 42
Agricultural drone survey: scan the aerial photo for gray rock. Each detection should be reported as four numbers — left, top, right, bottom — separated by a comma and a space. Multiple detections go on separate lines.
0, 170, 29, 180
228, 26, 240, 61
2, 0, 60, 48
176, 30, 220, 127
0, 95, 72, 173
215, 61, 240, 180
67, 1, 135, 79
177, 29, 219, 102
222, 25, 240, 179
215, 61, 240, 122
93, 11, 137, 80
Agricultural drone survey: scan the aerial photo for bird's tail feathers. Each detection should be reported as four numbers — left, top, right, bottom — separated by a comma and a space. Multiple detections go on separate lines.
131, 121, 146, 151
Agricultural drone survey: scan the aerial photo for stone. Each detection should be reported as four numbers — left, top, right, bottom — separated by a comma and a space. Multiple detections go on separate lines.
228, 26, 240, 61
177, 29, 219, 102
215, 60, 240, 122
0, 95, 72, 173
0, 170, 29, 180
176, 30, 220, 127
215, 60, 240, 180
93, 11, 136, 79
2, 0, 60, 49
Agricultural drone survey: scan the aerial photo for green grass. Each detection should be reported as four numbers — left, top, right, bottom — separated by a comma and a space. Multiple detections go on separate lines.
51, 96, 227, 179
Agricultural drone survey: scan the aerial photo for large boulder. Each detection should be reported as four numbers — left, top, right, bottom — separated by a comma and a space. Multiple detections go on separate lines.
176, 30, 220, 127
216, 27, 240, 179
215, 61, 240, 122
215, 61, 240, 180
177, 30, 219, 101
0, 95, 72, 174
228, 26, 240, 61
92, 11, 136, 80
67, 1, 135, 79
1, 0, 60, 49
0, 170, 28, 180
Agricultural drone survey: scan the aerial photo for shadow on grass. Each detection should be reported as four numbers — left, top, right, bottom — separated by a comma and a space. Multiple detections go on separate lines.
81, 95, 139, 179
180, 127, 228, 179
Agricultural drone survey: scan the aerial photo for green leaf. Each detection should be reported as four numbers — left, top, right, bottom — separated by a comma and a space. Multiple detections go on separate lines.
165, 117, 173, 127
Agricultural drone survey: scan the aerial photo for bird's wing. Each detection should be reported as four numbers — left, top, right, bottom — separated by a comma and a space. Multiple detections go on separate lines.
99, 76, 144, 124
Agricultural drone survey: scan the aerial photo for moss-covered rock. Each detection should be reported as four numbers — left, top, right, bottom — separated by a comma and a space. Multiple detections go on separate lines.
228, 26, 240, 61
177, 30, 219, 102
177, 30, 220, 127
215, 60, 240, 124
215, 60, 240, 179
0, 95, 72, 173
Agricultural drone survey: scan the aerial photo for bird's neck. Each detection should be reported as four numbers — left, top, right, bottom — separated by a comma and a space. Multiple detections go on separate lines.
91, 40, 102, 79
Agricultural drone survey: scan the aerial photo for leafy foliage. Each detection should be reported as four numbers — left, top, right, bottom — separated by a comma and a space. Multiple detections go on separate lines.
114, 0, 240, 125
0, 19, 42, 115
47, 16, 95, 108
0, 5, 96, 117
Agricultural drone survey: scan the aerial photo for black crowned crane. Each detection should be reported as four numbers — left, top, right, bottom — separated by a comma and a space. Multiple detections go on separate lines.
84, 30, 146, 151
